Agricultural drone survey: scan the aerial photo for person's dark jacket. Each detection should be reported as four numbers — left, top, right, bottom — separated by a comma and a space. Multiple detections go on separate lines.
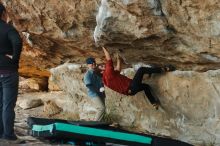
0, 19, 22, 71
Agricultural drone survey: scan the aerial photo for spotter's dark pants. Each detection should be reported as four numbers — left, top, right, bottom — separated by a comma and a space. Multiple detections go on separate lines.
0, 72, 18, 140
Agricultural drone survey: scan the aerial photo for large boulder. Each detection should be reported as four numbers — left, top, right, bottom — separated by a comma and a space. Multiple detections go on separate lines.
17, 97, 43, 110
0, 0, 219, 73
94, 0, 220, 71
50, 63, 220, 145
19, 77, 48, 92
50, 64, 101, 120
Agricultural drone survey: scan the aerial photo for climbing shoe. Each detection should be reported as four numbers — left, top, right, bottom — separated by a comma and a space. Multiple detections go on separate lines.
152, 103, 159, 110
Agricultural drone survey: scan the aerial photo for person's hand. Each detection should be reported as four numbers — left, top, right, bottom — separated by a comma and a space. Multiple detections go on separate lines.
5, 54, 12, 59
99, 87, 105, 92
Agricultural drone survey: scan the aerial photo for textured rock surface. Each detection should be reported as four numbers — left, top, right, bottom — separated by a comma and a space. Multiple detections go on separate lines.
1, 0, 220, 72
50, 63, 220, 145
50, 64, 101, 120
19, 77, 48, 91
43, 100, 63, 117
94, 0, 220, 71
17, 97, 43, 110
48, 76, 61, 91
2, 0, 101, 75
18, 92, 80, 120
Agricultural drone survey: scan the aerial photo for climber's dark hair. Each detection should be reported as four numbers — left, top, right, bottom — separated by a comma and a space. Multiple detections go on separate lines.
0, 3, 6, 18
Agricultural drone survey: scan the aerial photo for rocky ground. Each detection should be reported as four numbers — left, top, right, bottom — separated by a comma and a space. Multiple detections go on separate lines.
0, 89, 203, 146
0, 92, 73, 146
0, 91, 133, 146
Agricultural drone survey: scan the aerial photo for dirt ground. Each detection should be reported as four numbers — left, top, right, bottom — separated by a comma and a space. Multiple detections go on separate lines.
0, 95, 71, 146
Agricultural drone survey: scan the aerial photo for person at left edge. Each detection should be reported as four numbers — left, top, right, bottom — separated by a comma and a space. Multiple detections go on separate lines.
0, 3, 23, 144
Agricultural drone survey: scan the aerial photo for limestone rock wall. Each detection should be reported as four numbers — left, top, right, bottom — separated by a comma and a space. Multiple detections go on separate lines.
50, 64, 101, 120
94, 0, 220, 71
1, 0, 101, 77
1, 0, 220, 72
50, 63, 220, 145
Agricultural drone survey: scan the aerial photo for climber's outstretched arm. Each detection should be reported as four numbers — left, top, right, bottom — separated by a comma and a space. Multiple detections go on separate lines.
102, 47, 111, 61
115, 53, 122, 72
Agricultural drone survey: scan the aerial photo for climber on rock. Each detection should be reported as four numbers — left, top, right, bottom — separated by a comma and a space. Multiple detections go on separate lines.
99, 47, 176, 110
